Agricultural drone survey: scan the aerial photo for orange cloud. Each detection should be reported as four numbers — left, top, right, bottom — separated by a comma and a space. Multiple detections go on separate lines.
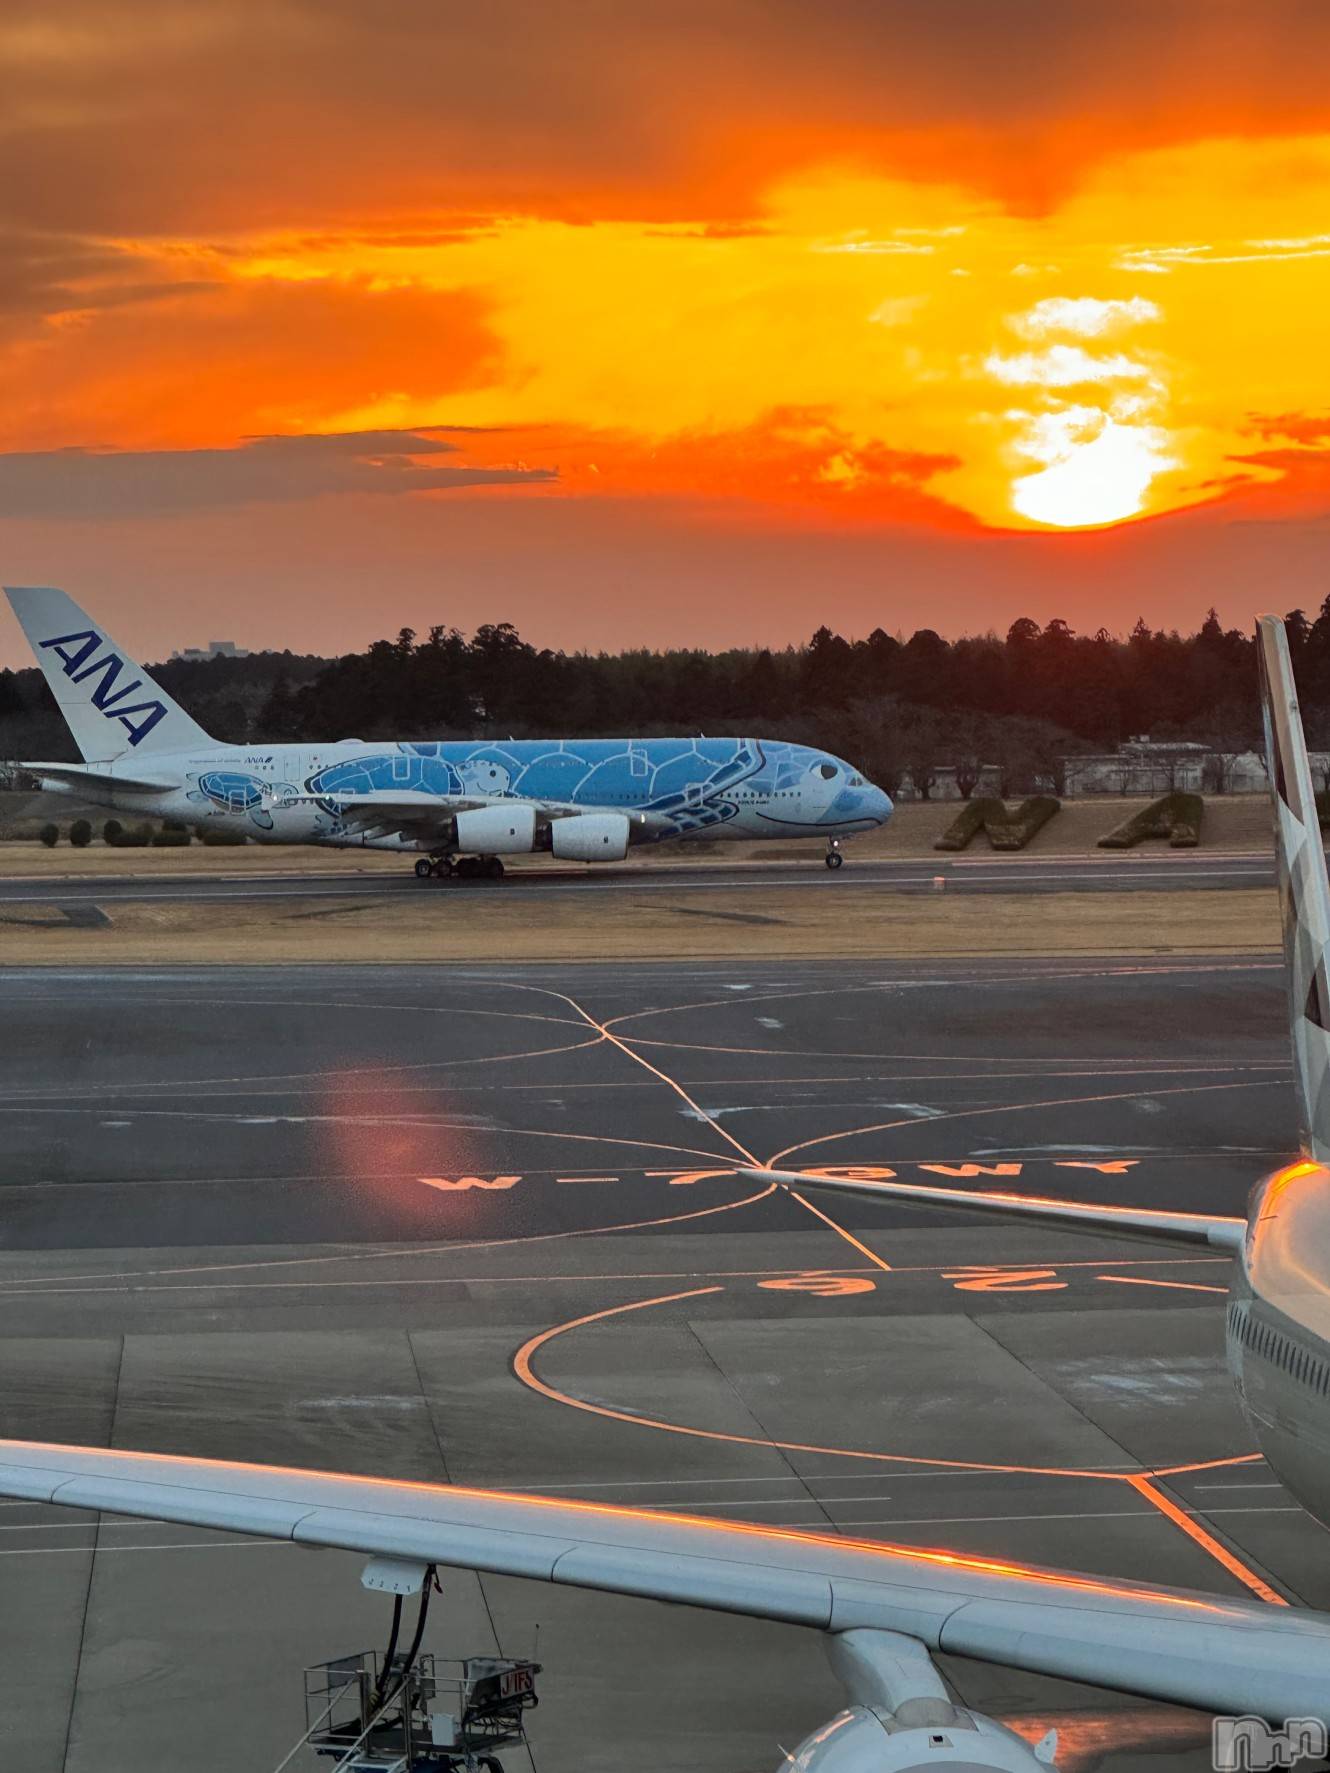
0, 276, 501, 449
3, 4, 1330, 651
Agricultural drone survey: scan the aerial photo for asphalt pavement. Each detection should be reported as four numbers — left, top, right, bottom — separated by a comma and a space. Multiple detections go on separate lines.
0, 954, 1310, 1773
0, 847, 1276, 914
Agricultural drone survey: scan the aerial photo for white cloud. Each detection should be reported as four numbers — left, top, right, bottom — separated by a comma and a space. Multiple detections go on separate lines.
1011, 295, 1160, 339
984, 344, 1156, 387
812, 235, 934, 256
1117, 236, 1330, 273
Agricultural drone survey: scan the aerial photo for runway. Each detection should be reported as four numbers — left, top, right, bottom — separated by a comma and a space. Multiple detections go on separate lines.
0, 955, 1314, 1773
0, 846, 1276, 917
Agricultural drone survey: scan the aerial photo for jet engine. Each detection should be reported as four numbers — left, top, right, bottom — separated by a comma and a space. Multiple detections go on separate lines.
780, 1705, 1055, 1773
453, 804, 537, 854
549, 812, 631, 861
780, 1631, 1056, 1773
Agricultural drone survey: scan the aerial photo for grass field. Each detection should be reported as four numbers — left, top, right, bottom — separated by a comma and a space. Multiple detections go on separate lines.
0, 885, 1279, 965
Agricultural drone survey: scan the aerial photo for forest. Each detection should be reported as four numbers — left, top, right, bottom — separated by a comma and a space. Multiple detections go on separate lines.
3, 601, 1327, 797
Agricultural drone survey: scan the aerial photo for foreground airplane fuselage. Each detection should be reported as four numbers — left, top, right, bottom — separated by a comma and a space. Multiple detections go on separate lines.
1228, 1163, 1330, 1528
69, 735, 894, 853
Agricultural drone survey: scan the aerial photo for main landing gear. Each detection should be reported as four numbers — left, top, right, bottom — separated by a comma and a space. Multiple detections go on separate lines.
825, 837, 845, 870
414, 854, 505, 882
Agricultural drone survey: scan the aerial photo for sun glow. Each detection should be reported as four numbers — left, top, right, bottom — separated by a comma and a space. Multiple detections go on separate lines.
4, 137, 1330, 539
1010, 405, 1178, 528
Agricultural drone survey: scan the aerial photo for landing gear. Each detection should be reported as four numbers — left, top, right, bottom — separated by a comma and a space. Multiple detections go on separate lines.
825, 838, 844, 870
413, 853, 504, 882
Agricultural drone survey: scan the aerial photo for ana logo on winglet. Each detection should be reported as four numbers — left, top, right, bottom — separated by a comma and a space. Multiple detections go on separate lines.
39, 628, 168, 748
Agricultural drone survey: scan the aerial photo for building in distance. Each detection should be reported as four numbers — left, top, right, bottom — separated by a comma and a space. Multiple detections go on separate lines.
170, 640, 250, 663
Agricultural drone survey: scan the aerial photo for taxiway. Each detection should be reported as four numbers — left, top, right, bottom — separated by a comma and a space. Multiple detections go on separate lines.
0, 955, 1309, 1773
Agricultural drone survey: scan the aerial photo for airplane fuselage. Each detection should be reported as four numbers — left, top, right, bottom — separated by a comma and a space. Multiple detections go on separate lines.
46, 734, 893, 853
1227, 1164, 1330, 1531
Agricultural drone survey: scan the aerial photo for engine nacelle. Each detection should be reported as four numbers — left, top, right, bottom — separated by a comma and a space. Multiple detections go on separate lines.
779, 1707, 1054, 1773
550, 812, 630, 862
779, 1632, 1056, 1773
453, 804, 537, 855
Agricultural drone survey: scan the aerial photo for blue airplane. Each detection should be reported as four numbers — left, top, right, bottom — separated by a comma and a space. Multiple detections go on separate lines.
5, 587, 893, 877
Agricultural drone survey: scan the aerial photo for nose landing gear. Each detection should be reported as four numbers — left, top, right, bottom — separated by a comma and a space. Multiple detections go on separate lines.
825, 837, 844, 870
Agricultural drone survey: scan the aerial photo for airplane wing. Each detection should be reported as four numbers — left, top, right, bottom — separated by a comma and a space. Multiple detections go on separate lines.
742, 1168, 1249, 1250
20, 761, 178, 795
289, 788, 479, 840
0, 1437, 1326, 1723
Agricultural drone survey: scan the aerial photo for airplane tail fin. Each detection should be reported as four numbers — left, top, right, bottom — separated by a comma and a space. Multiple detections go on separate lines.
1256, 613, 1330, 1162
4, 586, 213, 762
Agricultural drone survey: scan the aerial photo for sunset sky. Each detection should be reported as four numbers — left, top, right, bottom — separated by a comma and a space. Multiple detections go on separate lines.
4, 2, 1330, 659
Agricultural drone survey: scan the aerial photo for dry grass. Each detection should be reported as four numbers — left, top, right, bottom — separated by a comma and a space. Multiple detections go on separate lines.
0, 886, 1279, 966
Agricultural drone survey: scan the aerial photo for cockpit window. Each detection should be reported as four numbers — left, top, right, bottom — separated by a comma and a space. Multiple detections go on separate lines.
848, 774, 863, 786
817, 762, 837, 779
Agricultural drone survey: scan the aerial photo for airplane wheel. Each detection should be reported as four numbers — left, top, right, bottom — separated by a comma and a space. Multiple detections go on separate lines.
414, 857, 433, 880
431, 856, 454, 879
456, 856, 481, 880
825, 850, 844, 870
482, 856, 505, 880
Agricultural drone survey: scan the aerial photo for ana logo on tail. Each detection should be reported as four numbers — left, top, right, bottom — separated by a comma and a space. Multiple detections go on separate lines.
40, 629, 168, 748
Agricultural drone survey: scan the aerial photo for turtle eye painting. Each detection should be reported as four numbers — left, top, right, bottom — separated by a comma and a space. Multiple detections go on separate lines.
2, 4, 1330, 646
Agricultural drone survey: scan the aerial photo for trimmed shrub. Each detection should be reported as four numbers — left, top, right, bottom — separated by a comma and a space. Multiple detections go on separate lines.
39, 822, 59, 848
932, 800, 988, 852
199, 824, 248, 846
69, 818, 92, 848
148, 818, 192, 849
102, 819, 123, 845
1098, 792, 1205, 849
935, 795, 1061, 853
109, 823, 153, 848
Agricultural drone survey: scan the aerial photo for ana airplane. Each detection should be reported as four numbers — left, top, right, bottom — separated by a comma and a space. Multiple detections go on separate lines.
3, 586, 892, 876
1, 616, 1328, 1773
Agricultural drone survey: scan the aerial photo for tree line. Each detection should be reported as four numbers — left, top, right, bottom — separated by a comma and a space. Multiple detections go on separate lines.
3, 602, 1326, 797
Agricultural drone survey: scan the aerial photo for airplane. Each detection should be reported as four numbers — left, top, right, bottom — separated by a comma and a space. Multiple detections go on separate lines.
1, 614, 1329, 1772
2, 586, 893, 877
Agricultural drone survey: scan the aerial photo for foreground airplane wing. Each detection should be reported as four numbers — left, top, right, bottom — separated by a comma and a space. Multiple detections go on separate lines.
740, 1168, 1249, 1248
0, 1438, 1326, 1723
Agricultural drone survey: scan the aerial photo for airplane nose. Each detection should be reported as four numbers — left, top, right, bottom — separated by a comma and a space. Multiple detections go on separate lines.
870, 784, 893, 825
